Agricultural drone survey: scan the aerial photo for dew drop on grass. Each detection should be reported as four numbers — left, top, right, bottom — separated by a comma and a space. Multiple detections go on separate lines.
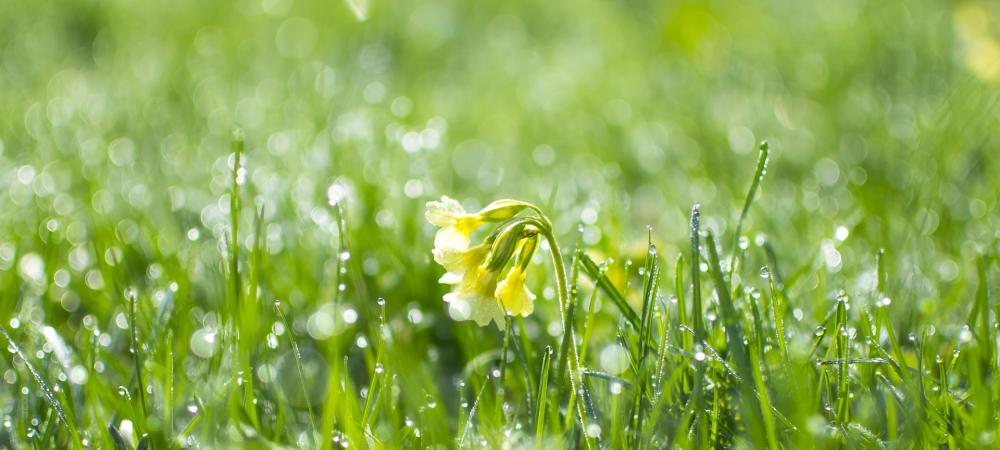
959, 326, 972, 342
114, 312, 128, 329
600, 344, 629, 374
407, 308, 423, 324
835, 226, 849, 241
374, 363, 384, 374
190, 328, 218, 358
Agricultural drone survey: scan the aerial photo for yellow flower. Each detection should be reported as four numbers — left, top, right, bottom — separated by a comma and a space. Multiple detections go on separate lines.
444, 266, 506, 329
427, 196, 539, 330
434, 244, 488, 285
495, 266, 535, 317
425, 196, 485, 253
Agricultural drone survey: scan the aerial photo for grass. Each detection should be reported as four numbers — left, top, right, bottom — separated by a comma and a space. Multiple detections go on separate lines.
1, 0, 999, 448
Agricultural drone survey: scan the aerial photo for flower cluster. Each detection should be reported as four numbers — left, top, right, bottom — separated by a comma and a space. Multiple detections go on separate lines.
425, 196, 546, 330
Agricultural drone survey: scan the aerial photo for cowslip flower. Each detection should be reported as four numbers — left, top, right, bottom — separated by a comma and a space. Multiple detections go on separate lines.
495, 237, 538, 317
425, 196, 485, 254
426, 196, 595, 437
426, 196, 537, 329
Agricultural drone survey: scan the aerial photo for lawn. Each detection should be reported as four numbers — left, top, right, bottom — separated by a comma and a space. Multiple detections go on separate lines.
0, 0, 998, 448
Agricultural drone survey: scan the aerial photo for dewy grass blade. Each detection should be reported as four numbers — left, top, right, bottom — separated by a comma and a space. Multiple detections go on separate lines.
1, 327, 82, 448
731, 140, 770, 257
705, 230, 771, 449
126, 289, 149, 426
534, 346, 553, 444
229, 128, 244, 316
578, 251, 640, 330
690, 204, 704, 340
274, 301, 318, 445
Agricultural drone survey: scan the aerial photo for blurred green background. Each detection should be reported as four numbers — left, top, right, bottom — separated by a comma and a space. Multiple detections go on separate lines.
2, 0, 997, 319
0, 0, 998, 446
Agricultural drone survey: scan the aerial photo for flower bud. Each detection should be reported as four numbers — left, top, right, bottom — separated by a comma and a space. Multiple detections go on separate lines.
486, 222, 525, 272
477, 199, 533, 222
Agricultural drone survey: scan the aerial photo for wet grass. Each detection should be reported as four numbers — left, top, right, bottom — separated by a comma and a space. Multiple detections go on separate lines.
1, 0, 999, 448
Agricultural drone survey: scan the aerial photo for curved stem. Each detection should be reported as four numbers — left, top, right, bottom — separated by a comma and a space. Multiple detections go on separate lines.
541, 227, 594, 447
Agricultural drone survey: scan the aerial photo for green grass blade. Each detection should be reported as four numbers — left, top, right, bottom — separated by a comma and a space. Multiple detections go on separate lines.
577, 250, 640, 330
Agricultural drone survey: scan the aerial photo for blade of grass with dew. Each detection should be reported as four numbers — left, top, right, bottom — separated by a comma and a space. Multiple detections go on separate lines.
239, 205, 266, 431
631, 237, 659, 447
577, 251, 640, 329
126, 289, 149, 432
362, 298, 388, 429
729, 141, 770, 282
273, 301, 318, 446
0, 327, 82, 449
534, 346, 552, 445
704, 230, 774, 449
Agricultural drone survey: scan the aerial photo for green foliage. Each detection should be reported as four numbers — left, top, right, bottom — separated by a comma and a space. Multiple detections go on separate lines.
0, 0, 999, 448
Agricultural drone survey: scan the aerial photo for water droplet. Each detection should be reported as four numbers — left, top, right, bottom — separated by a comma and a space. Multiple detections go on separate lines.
959, 326, 973, 343
342, 308, 358, 324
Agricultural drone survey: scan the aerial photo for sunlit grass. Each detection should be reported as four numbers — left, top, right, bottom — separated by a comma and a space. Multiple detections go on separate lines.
0, 0, 999, 448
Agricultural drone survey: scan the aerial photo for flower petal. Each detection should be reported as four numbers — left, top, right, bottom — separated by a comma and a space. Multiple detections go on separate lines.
438, 272, 462, 285
496, 268, 535, 317
425, 196, 465, 227
434, 244, 486, 276
433, 226, 470, 254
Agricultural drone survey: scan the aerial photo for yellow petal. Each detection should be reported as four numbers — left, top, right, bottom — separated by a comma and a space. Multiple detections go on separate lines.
444, 267, 505, 329
433, 226, 470, 254
452, 215, 483, 237
425, 196, 465, 227
495, 268, 535, 317
434, 244, 487, 278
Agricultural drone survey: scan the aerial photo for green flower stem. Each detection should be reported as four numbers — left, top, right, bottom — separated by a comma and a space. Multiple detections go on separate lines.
497, 316, 512, 424
539, 223, 594, 447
